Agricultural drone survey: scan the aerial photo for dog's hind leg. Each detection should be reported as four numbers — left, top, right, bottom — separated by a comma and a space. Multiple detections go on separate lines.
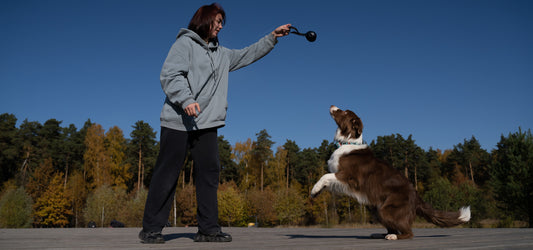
378, 202, 415, 240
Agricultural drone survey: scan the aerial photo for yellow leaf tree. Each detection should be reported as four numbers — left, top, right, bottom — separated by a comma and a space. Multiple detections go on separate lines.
83, 124, 110, 188
233, 139, 254, 190
105, 126, 131, 190
33, 172, 73, 227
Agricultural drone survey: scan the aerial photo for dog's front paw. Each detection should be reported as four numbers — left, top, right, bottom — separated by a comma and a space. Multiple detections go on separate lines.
311, 173, 335, 198
310, 186, 323, 198
310, 183, 326, 198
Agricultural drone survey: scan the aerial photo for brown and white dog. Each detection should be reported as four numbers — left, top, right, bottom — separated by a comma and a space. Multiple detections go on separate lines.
311, 105, 471, 240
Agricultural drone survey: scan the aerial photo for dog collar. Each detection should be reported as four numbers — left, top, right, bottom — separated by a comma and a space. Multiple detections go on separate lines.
334, 140, 362, 148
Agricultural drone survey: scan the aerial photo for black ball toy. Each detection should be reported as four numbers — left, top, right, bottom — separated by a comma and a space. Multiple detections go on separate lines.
289, 26, 317, 42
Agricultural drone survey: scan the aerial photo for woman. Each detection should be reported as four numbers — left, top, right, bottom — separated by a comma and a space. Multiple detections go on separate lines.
139, 3, 291, 243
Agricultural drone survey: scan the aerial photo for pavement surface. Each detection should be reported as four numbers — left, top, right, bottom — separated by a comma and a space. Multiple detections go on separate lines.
1, 227, 532, 249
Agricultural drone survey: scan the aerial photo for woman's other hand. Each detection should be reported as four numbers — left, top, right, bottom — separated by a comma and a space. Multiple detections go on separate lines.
185, 103, 201, 117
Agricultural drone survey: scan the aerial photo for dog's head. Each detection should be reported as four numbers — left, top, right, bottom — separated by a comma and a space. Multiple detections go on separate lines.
330, 105, 363, 145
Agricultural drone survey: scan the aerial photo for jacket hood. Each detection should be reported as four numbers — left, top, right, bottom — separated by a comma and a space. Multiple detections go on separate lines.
177, 28, 219, 49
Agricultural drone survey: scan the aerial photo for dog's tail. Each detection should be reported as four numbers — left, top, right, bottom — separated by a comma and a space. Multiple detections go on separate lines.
415, 195, 471, 227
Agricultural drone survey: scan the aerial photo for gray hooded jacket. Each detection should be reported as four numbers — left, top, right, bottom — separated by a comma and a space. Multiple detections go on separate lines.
160, 28, 277, 131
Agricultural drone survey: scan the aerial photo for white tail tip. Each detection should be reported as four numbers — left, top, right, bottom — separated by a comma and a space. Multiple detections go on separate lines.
459, 206, 471, 222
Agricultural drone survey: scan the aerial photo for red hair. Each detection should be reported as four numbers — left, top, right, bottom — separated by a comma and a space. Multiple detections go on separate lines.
188, 3, 226, 40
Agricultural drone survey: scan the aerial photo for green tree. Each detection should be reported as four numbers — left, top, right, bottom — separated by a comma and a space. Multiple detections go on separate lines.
218, 135, 238, 183
371, 134, 428, 188
0, 113, 19, 183
293, 148, 320, 188
120, 188, 147, 227
283, 140, 300, 189
15, 119, 42, 184
128, 121, 157, 191
423, 176, 485, 225
84, 185, 126, 227
252, 129, 274, 192
274, 186, 305, 225
490, 128, 533, 227
422, 177, 457, 211
33, 173, 73, 227
0, 186, 33, 228
38, 119, 64, 172
218, 182, 246, 227
61, 123, 86, 188
446, 137, 490, 185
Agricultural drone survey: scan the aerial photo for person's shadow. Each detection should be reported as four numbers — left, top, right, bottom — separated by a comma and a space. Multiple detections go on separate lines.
164, 233, 196, 241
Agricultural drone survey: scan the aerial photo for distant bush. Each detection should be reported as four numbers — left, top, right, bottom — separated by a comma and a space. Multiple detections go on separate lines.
0, 186, 33, 228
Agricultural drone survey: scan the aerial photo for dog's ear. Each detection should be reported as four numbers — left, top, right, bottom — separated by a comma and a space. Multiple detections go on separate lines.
352, 118, 363, 138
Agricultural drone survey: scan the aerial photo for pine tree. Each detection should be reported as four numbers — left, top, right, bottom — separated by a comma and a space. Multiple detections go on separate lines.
15, 119, 42, 184
491, 128, 533, 227
218, 135, 238, 183
252, 130, 274, 192
128, 121, 157, 191
446, 136, 490, 185
283, 140, 300, 189
0, 113, 19, 183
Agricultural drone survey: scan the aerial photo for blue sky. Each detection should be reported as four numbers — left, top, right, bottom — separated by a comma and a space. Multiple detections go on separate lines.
1, 0, 532, 151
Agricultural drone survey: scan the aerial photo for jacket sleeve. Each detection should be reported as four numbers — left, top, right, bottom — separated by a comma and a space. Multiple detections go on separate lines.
227, 33, 278, 72
160, 40, 196, 109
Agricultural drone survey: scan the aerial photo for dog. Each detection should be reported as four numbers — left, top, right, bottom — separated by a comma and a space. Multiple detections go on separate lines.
311, 105, 471, 240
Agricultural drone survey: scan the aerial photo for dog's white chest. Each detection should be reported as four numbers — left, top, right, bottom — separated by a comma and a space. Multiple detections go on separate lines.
328, 144, 368, 173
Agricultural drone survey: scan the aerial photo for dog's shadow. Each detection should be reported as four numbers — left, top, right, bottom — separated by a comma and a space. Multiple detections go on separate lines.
163, 233, 196, 241
286, 234, 450, 240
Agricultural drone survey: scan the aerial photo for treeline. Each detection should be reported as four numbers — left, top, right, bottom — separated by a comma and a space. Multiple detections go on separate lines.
0, 113, 531, 228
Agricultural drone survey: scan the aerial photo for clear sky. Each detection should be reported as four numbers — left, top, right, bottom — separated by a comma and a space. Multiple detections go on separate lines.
1, 0, 532, 151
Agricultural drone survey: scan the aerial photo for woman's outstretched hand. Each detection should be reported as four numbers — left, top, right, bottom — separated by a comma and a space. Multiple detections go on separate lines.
272, 24, 291, 38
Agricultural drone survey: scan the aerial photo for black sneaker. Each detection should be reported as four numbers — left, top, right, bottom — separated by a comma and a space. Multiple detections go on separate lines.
194, 231, 232, 242
138, 230, 165, 244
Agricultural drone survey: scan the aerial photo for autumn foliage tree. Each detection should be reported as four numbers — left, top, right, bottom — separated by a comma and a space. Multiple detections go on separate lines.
83, 124, 109, 188
105, 126, 131, 190
33, 173, 72, 227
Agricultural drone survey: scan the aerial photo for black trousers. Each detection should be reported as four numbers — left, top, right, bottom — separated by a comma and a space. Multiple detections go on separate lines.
142, 127, 221, 234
